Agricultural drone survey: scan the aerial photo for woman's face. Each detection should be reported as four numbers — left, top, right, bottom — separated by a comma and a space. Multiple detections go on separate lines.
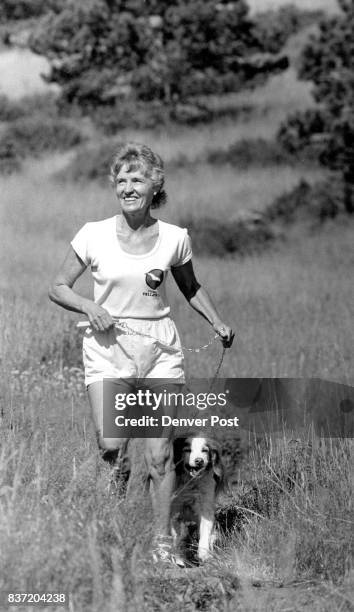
115, 163, 155, 215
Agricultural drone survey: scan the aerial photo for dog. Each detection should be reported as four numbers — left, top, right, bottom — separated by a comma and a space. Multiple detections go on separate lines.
171, 433, 225, 565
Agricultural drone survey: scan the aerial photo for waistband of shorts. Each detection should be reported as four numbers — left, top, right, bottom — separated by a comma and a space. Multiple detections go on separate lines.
112, 315, 172, 322
111, 316, 175, 330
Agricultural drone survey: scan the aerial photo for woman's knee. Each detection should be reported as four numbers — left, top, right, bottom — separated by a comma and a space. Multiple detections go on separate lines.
146, 439, 173, 476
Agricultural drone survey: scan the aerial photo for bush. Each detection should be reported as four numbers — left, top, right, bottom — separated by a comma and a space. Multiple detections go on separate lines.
253, 5, 323, 54
1, 116, 85, 157
57, 140, 118, 183
0, 0, 62, 21
0, 141, 21, 174
93, 99, 255, 134
264, 178, 347, 224
92, 101, 171, 134
181, 215, 274, 257
277, 109, 331, 156
0, 93, 59, 123
207, 138, 296, 168
0, 95, 26, 122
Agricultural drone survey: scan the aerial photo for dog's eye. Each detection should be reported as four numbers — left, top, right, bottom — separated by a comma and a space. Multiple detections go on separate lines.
202, 447, 209, 453
183, 446, 191, 453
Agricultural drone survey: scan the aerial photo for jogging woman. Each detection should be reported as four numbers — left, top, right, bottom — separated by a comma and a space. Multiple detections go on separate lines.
49, 142, 234, 559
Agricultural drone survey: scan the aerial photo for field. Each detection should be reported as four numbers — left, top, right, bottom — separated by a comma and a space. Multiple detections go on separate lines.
1, 20, 354, 612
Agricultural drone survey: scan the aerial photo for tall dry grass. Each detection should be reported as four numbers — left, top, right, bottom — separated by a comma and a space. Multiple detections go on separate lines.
0, 383, 352, 610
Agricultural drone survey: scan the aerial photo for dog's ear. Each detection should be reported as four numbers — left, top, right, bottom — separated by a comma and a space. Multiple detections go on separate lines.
209, 441, 226, 494
173, 437, 186, 475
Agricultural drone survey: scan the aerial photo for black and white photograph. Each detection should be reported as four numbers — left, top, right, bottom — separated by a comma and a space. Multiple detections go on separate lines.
0, 0, 353, 610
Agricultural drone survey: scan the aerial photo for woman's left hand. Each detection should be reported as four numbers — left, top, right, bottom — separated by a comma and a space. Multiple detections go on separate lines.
213, 321, 235, 348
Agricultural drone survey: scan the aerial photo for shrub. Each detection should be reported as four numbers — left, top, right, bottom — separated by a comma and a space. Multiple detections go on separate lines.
0, 93, 59, 123
253, 5, 323, 54
181, 215, 274, 257
1, 116, 85, 157
0, 141, 21, 174
93, 99, 254, 133
0, 0, 62, 21
278, 109, 331, 156
57, 140, 118, 183
207, 138, 296, 168
92, 101, 170, 134
264, 178, 346, 225
0, 95, 26, 122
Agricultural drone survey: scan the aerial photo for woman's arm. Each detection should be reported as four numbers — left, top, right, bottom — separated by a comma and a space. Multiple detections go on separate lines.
171, 260, 234, 348
49, 247, 114, 331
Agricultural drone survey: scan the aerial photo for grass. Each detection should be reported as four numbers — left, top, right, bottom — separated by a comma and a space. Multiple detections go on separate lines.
0, 385, 352, 610
1, 160, 352, 611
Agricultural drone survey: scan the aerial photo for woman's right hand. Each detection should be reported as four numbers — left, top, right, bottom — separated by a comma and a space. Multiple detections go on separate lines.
84, 303, 115, 332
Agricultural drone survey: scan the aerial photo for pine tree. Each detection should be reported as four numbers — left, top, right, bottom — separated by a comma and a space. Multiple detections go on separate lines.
279, 0, 354, 213
29, 0, 287, 111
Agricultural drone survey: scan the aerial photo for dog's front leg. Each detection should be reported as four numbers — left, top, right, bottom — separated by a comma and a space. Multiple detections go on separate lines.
197, 476, 216, 562
198, 514, 214, 561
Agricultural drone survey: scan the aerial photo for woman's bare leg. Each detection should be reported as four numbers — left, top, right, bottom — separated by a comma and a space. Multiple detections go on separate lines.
87, 381, 130, 476
144, 383, 180, 537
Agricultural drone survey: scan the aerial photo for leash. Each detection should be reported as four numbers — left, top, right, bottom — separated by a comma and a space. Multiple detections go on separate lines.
77, 319, 221, 352
77, 319, 226, 384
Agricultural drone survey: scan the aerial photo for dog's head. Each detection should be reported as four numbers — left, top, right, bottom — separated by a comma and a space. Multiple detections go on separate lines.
174, 434, 225, 492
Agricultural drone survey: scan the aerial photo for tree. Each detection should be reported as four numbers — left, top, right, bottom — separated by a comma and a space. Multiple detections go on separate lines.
29, 0, 287, 113
0, 0, 62, 21
278, 0, 354, 213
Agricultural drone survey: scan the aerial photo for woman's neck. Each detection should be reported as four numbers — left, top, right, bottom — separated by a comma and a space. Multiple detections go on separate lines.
117, 210, 155, 232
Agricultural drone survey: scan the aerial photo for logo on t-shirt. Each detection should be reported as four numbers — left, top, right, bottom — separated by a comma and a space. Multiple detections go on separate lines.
145, 269, 164, 290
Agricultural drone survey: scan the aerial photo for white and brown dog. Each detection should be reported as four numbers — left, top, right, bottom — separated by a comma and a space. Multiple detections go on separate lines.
171, 433, 225, 565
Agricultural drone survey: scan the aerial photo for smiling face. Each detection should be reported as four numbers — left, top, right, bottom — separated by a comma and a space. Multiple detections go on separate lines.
115, 163, 155, 215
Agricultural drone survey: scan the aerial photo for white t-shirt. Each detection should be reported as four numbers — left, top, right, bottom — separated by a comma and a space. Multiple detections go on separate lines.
71, 216, 192, 319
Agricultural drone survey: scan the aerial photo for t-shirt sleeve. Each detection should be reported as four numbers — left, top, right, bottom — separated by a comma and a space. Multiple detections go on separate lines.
70, 223, 91, 266
172, 228, 193, 267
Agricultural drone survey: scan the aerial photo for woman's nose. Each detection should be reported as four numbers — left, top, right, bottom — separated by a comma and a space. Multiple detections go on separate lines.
124, 181, 134, 193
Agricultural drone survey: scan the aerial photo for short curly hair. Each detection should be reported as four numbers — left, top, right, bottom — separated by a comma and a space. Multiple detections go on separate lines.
110, 142, 167, 208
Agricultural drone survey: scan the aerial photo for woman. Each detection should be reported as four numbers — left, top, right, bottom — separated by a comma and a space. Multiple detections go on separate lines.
49, 142, 234, 561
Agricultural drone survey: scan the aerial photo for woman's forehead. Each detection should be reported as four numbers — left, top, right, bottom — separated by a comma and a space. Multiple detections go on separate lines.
117, 161, 150, 178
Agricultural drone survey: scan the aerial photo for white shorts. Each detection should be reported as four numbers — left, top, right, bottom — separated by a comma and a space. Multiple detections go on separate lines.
83, 317, 185, 386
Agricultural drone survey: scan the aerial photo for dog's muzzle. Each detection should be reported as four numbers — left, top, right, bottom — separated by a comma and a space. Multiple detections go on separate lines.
186, 459, 207, 476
